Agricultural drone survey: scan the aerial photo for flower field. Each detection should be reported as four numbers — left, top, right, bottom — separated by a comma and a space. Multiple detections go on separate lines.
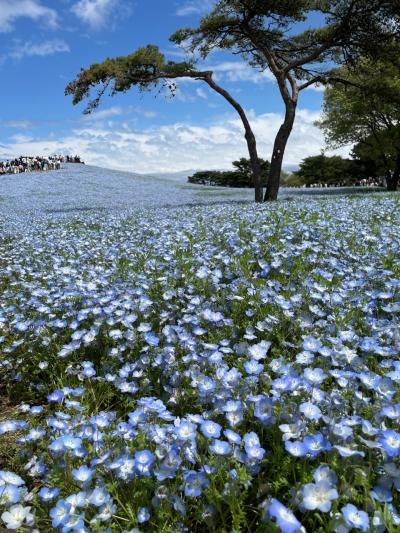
0, 169, 399, 532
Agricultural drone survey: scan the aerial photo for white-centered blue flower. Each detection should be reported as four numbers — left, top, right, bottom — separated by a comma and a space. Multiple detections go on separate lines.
201, 420, 222, 439
341, 504, 370, 531
1, 505, 34, 530
137, 506, 150, 523
209, 439, 231, 455
299, 401, 323, 421
266, 498, 304, 533
302, 480, 338, 512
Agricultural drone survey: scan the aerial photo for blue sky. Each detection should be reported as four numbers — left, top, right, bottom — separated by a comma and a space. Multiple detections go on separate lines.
0, 0, 348, 173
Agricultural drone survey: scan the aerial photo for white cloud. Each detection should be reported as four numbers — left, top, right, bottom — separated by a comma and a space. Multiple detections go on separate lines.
10, 134, 34, 143
196, 88, 208, 99
83, 106, 159, 121
305, 83, 326, 93
0, 119, 35, 129
209, 61, 274, 84
9, 39, 70, 60
176, 0, 216, 16
84, 106, 124, 120
0, 109, 351, 173
0, 0, 58, 33
71, 0, 129, 29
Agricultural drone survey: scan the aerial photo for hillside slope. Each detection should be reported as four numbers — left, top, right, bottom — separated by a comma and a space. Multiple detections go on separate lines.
0, 164, 253, 219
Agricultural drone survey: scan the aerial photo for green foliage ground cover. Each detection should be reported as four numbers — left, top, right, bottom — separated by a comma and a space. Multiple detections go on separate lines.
0, 193, 399, 532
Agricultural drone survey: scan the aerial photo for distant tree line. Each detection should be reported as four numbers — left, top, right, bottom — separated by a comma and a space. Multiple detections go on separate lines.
189, 151, 389, 189
289, 154, 384, 188
188, 158, 270, 188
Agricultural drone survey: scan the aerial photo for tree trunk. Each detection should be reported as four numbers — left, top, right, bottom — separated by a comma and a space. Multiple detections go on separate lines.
204, 75, 263, 202
245, 131, 263, 202
387, 152, 400, 191
264, 101, 297, 201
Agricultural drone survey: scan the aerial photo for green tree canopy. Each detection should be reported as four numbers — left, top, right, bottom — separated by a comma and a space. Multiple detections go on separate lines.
293, 154, 361, 186
351, 129, 400, 186
318, 49, 400, 190
188, 157, 270, 187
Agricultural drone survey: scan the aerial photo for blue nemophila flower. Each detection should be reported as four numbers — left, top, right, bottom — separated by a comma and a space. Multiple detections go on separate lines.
72, 465, 95, 484
138, 397, 168, 414
376, 377, 396, 400
253, 396, 274, 425
1, 505, 34, 530
109, 454, 135, 480
209, 439, 231, 455
370, 484, 393, 503
296, 351, 314, 365
223, 367, 242, 387
144, 332, 159, 346
49, 434, 83, 453
379, 429, 400, 457
334, 445, 365, 458
341, 504, 370, 532
135, 450, 155, 476
301, 481, 338, 512
155, 447, 182, 481
202, 309, 224, 322
0, 471, 25, 486
299, 402, 322, 421
248, 341, 271, 360
0, 420, 28, 434
91, 412, 114, 428
23, 426, 46, 442
49, 499, 72, 528
244, 359, 264, 375
246, 445, 266, 461
264, 498, 304, 533
62, 511, 85, 531
200, 421, 222, 439
29, 405, 43, 414
224, 429, 242, 444
244, 432, 266, 460
387, 504, 400, 527
0, 484, 21, 505
128, 408, 147, 426
313, 465, 337, 485
89, 487, 111, 507
81, 366, 96, 378
285, 440, 307, 457
380, 403, 400, 420
171, 495, 187, 516
303, 367, 327, 384
303, 433, 332, 456
66, 491, 88, 509
332, 421, 353, 440
243, 432, 261, 448
38, 486, 60, 501
175, 419, 197, 441
137, 507, 150, 523
222, 400, 244, 426
197, 377, 216, 394
183, 470, 210, 497
302, 337, 322, 353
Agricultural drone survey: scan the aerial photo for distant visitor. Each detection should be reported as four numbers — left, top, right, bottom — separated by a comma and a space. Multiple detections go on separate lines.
0, 155, 84, 176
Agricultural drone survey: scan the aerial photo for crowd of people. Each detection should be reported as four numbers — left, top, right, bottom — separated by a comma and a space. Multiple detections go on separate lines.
0, 155, 84, 175
301, 176, 386, 188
